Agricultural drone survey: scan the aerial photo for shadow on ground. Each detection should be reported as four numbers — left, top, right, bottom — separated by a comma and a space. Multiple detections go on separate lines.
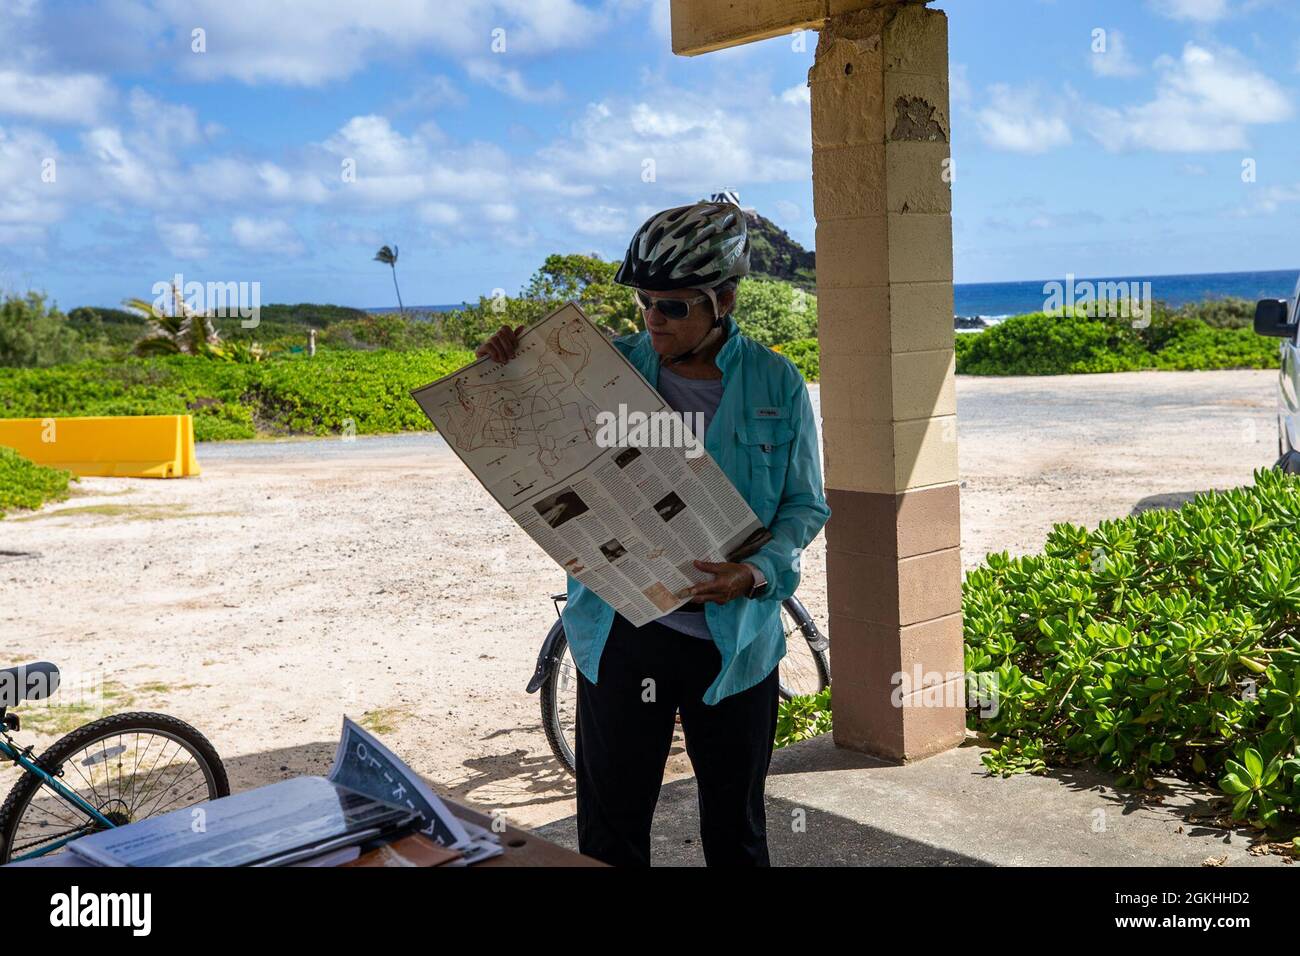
535, 736, 1291, 867
1129, 489, 1216, 515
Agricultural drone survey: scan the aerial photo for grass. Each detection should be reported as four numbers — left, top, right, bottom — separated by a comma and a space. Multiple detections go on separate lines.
9, 502, 235, 522
359, 706, 410, 736
16, 680, 135, 737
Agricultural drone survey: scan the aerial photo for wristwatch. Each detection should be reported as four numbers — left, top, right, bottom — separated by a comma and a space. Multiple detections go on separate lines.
742, 562, 767, 599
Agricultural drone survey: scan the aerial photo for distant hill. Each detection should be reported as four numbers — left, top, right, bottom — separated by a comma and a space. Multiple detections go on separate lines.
744, 209, 816, 292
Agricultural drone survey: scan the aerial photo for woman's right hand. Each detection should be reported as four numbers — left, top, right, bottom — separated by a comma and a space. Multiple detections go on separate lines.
476, 324, 526, 364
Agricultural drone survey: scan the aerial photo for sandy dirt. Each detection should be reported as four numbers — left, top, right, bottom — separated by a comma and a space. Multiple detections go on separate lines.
0, 369, 1281, 829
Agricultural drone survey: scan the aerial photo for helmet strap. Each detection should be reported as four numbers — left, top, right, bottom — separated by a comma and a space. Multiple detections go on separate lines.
663, 287, 726, 366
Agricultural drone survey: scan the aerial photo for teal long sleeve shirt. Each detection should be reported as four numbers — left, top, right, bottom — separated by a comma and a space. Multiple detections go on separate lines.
561, 313, 831, 704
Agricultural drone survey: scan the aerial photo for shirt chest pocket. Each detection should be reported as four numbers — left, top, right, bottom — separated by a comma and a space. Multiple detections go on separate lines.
736, 419, 795, 522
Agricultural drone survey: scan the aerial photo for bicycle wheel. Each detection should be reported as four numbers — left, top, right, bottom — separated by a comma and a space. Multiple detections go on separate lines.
539, 628, 579, 775
777, 597, 831, 701
542, 602, 832, 776
0, 711, 229, 863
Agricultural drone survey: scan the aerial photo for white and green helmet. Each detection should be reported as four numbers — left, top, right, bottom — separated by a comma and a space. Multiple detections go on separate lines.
615, 193, 752, 292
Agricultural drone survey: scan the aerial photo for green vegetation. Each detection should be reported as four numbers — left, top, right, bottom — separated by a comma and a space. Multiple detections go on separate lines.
967, 468, 1300, 828
0, 347, 473, 441
774, 337, 819, 382
955, 301, 1277, 375
768, 469, 1300, 829
0, 447, 73, 517
771, 298, 1276, 380
745, 209, 816, 292
0, 293, 100, 368
734, 278, 818, 346
775, 686, 832, 749
0, 250, 817, 441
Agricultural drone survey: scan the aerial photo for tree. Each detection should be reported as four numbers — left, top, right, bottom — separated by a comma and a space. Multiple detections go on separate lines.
523, 253, 638, 335
126, 285, 222, 357
0, 293, 85, 368
374, 245, 405, 317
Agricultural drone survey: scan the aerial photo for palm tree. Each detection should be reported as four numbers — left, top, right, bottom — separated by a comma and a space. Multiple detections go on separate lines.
126, 282, 221, 357
374, 245, 405, 316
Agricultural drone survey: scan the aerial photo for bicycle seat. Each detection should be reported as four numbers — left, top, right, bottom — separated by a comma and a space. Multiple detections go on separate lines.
0, 662, 60, 709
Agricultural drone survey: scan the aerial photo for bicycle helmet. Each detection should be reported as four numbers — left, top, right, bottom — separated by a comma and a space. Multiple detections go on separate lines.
614, 194, 751, 292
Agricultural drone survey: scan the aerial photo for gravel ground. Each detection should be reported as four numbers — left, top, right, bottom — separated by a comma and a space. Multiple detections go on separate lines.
0, 369, 1281, 830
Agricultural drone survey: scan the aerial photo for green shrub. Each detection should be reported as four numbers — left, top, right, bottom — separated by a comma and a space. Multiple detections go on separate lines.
0, 447, 72, 516
734, 278, 818, 347
965, 468, 1300, 828
957, 307, 1278, 375
0, 347, 474, 441
775, 686, 832, 749
0, 293, 91, 368
775, 337, 820, 382
1177, 296, 1256, 330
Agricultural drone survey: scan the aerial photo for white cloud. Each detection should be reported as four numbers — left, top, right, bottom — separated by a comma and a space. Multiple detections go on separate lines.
0, 70, 114, 125
124, 0, 614, 86
230, 216, 304, 255
538, 84, 811, 191
1090, 30, 1140, 78
156, 220, 208, 259
975, 85, 1072, 153
82, 127, 159, 201
567, 204, 629, 236
1237, 182, 1300, 216
0, 125, 63, 245
129, 89, 202, 148
1086, 43, 1292, 152
1149, 0, 1230, 22
779, 83, 810, 106
464, 59, 564, 102
191, 158, 328, 205
420, 202, 462, 226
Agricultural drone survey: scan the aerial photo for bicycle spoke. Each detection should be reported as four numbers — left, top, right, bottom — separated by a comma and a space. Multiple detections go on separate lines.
6, 725, 221, 862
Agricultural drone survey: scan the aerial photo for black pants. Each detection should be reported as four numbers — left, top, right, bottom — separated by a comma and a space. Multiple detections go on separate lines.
575, 613, 779, 867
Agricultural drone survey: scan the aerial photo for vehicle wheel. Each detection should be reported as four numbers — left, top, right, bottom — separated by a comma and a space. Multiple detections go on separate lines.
539, 629, 579, 776
0, 712, 229, 863
778, 596, 830, 701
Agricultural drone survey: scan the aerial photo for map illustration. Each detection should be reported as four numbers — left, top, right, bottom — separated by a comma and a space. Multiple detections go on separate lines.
433, 313, 601, 487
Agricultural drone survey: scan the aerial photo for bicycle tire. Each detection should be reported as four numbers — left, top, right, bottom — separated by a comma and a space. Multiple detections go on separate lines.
0, 711, 230, 863
540, 600, 831, 776
777, 596, 831, 701
538, 628, 578, 775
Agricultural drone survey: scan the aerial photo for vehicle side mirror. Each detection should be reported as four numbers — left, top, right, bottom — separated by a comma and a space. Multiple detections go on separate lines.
1254, 299, 1296, 338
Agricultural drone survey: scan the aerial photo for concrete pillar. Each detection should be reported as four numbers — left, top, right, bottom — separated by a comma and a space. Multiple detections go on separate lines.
811, 3, 965, 760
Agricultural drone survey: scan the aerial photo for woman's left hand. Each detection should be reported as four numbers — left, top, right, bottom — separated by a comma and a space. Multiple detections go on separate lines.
681, 560, 754, 605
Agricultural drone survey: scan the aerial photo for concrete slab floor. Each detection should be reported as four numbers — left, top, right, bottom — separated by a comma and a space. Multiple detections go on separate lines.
534, 736, 1293, 867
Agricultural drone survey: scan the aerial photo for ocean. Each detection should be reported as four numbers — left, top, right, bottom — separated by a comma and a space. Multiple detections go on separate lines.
371, 269, 1300, 321
951, 269, 1300, 320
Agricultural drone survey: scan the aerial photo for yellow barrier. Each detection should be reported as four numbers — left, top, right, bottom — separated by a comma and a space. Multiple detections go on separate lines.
0, 415, 200, 478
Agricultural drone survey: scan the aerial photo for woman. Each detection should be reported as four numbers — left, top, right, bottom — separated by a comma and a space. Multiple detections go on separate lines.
477, 198, 830, 866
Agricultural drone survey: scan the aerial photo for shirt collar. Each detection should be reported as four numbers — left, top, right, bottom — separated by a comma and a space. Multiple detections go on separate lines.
634, 313, 742, 378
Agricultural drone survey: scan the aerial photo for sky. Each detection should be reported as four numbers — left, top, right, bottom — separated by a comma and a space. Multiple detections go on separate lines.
1, 0, 1299, 309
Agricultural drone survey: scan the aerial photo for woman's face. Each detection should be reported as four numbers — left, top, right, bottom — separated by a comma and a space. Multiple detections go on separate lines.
639, 286, 735, 358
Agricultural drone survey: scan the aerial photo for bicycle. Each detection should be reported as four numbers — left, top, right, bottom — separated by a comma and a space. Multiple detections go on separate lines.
527, 592, 830, 775
0, 662, 230, 864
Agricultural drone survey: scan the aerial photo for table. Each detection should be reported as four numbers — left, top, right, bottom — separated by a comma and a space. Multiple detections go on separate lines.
427, 793, 603, 868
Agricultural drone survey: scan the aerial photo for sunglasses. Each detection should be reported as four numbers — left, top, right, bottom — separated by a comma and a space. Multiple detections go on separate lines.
633, 289, 714, 320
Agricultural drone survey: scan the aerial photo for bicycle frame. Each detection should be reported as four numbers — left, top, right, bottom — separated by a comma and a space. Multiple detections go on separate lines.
0, 730, 116, 861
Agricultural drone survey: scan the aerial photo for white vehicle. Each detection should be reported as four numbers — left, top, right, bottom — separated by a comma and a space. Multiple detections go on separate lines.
1255, 275, 1300, 473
